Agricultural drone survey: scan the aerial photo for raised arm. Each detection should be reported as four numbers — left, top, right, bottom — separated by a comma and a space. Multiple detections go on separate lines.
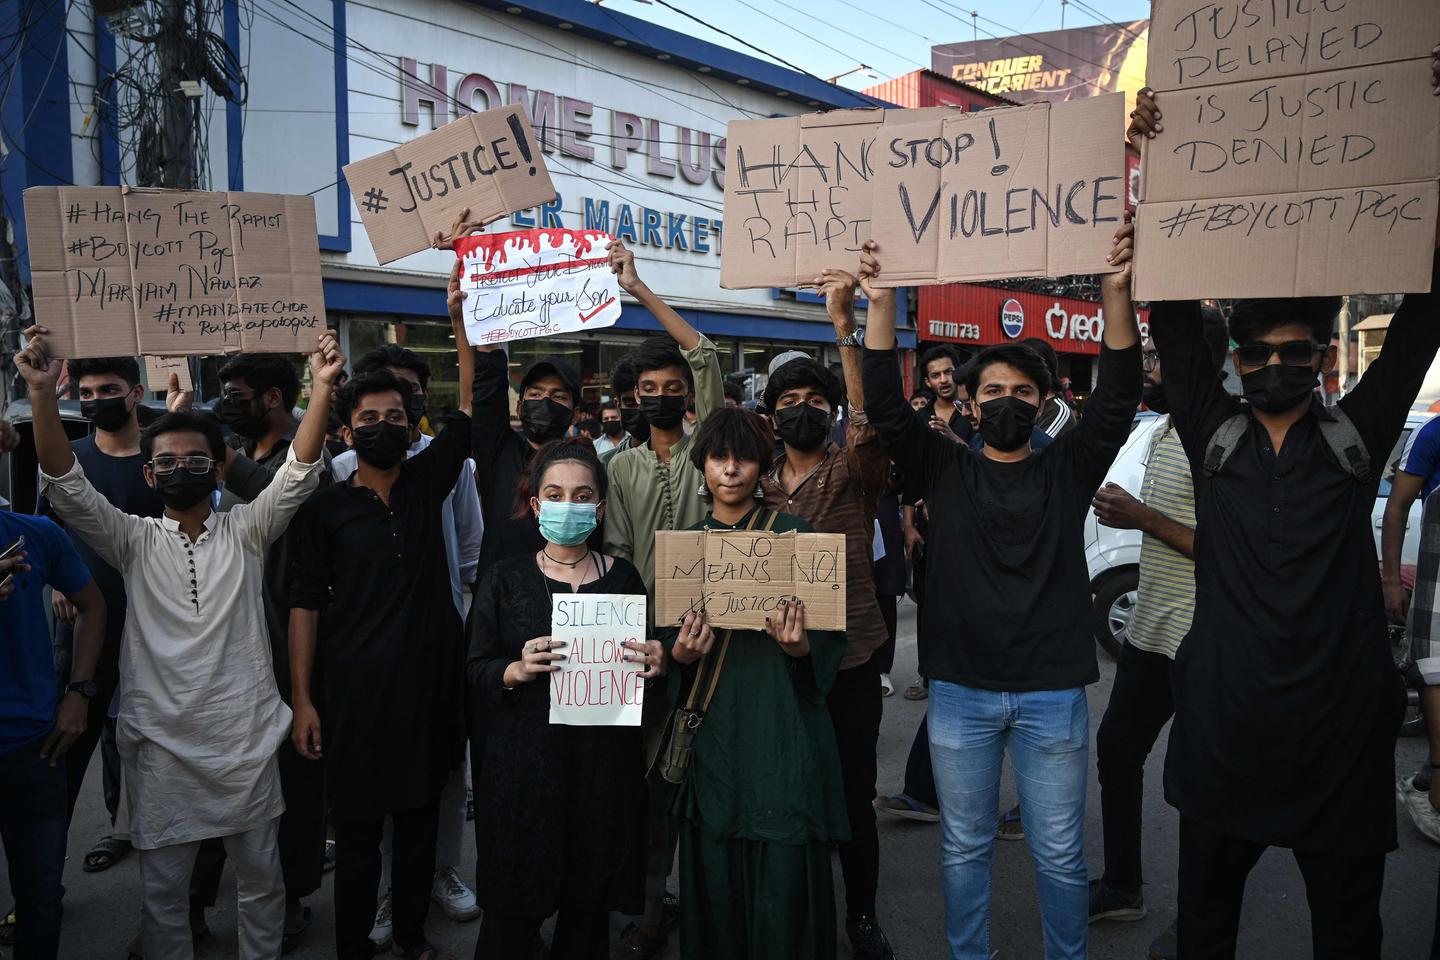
816, 264, 889, 497
608, 239, 724, 422
859, 241, 956, 497
448, 259, 475, 417
16, 326, 140, 568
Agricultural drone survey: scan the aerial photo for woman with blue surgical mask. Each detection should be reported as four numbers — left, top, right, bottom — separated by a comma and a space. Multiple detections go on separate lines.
465, 438, 662, 960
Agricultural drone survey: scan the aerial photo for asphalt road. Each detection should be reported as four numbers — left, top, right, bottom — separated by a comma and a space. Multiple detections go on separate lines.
6, 597, 1437, 959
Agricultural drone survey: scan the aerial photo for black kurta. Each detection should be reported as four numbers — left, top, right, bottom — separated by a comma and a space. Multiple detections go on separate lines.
289, 414, 471, 822
465, 554, 648, 918
1154, 255, 1440, 855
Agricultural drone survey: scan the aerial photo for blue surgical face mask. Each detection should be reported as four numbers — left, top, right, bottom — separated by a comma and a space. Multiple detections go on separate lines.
537, 501, 599, 546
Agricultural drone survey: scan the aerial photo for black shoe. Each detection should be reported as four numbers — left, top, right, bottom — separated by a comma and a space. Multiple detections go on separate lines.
1088, 878, 1146, 923
1149, 919, 1178, 960
846, 914, 895, 960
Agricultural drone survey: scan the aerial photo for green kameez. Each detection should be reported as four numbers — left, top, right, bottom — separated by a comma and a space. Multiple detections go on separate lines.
659, 507, 850, 960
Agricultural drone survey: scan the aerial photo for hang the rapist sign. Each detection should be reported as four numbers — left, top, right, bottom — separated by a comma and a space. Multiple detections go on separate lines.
454, 229, 622, 345
549, 593, 647, 727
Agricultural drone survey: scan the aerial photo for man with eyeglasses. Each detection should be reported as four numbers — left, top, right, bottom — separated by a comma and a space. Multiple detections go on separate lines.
14, 324, 345, 960
1133, 77, 1440, 955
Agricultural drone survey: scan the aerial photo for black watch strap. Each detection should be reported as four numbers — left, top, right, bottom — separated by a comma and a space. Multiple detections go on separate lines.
65, 680, 97, 699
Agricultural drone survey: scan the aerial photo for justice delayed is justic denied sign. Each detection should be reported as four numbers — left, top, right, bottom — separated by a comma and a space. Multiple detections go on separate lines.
343, 104, 557, 265
453, 229, 622, 345
24, 186, 325, 359
549, 594, 647, 728
1135, 0, 1440, 299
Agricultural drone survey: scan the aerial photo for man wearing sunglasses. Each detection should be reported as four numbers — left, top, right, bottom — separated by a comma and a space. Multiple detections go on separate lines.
1133, 72, 1440, 956
14, 323, 346, 960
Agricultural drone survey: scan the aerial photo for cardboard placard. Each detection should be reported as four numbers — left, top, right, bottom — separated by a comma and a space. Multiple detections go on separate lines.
1137, 0, 1440, 299
719, 97, 1125, 289
454, 229, 621, 345
343, 105, 557, 264
653, 529, 847, 631
549, 594, 647, 727
24, 186, 325, 359
144, 356, 192, 392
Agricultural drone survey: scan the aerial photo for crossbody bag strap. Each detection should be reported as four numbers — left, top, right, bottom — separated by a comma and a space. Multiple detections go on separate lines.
681, 507, 781, 714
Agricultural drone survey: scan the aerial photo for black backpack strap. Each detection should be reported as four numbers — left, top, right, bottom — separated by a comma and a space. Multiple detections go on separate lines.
1203, 414, 1249, 477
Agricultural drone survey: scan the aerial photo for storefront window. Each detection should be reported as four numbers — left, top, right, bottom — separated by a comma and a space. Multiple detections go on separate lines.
342, 318, 466, 417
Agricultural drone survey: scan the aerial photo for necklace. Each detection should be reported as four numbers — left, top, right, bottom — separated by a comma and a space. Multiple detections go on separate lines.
541, 547, 590, 568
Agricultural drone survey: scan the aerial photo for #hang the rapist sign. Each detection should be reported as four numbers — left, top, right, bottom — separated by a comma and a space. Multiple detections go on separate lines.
549, 593, 647, 727
1135, 0, 1440, 300
454, 229, 622, 345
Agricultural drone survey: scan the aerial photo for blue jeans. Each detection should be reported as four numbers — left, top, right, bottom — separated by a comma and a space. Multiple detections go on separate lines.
0, 741, 69, 959
928, 681, 1089, 960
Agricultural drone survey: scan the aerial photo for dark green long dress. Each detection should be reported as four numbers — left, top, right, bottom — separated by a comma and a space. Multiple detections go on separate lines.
658, 506, 850, 960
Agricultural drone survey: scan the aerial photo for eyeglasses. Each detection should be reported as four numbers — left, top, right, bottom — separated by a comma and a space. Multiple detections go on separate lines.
220, 390, 254, 403
1141, 351, 1160, 371
150, 456, 218, 475
956, 399, 973, 412
1233, 341, 1326, 368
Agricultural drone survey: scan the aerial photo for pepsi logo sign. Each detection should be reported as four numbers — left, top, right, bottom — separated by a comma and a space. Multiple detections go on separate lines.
1000, 299, 1025, 339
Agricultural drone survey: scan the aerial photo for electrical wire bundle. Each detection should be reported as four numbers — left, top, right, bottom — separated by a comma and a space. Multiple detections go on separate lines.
94, 0, 246, 188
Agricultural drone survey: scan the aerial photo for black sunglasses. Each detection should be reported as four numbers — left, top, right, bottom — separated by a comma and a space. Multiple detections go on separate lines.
1233, 341, 1325, 368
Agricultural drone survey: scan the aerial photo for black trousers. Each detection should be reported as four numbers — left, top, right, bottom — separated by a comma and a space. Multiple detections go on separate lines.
333, 802, 439, 960
873, 594, 898, 675
828, 655, 883, 921
902, 715, 937, 808
1177, 816, 1385, 959
1095, 642, 1175, 891
475, 906, 608, 960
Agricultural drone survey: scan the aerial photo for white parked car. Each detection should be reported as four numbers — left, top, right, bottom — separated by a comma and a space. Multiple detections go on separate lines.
1086, 411, 1430, 658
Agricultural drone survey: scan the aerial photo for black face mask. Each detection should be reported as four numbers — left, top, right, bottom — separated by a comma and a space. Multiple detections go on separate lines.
977, 396, 1038, 452
620, 404, 648, 438
639, 395, 687, 430
775, 403, 831, 452
405, 392, 427, 427
1241, 364, 1317, 414
520, 398, 571, 444
152, 469, 216, 510
602, 419, 625, 438
351, 421, 410, 469
80, 396, 132, 433
217, 396, 269, 439
1141, 380, 1170, 414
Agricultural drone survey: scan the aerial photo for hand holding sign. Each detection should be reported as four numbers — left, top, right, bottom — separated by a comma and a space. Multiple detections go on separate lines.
13, 325, 63, 392
505, 637, 568, 687
765, 598, 810, 658
670, 609, 716, 667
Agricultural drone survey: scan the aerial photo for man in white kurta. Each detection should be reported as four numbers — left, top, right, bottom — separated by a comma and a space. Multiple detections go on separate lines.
17, 325, 345, 960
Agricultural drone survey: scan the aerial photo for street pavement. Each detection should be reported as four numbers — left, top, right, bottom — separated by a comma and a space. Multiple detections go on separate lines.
5, 597, 1437, 959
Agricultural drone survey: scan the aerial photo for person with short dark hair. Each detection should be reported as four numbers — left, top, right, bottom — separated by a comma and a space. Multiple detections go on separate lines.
1020, 338, 1076, 439
908, 387, 935, 413
759, 262, 895, 960
601, 354, 650, 467
0, 508, 105, 960
40, 356, 161, 877
18, 325, 344, 960
722, 379, 745, 408
288, 355, 477, 960
916, 345, 962, 436
661, 408, 848, 960
466, 440, 660, 958
862, 226, 1140, 959
1130, 78, 1440, 955
595, 400, 630, 458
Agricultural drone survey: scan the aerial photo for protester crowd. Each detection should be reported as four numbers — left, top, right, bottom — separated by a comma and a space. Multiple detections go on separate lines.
5, 67, 1440, 960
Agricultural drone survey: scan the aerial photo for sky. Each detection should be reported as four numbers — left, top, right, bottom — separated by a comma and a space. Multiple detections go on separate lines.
604, 0, 1154, 89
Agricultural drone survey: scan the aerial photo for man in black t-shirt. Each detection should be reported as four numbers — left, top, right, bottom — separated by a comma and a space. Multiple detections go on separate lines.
862, 228, 1140, 959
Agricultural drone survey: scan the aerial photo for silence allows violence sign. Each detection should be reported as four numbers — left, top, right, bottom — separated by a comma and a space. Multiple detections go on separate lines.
549, 594, 647, 727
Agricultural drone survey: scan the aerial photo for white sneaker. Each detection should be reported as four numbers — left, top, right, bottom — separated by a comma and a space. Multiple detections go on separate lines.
1399, 774, 1440, 845
431, 865, 481, 921
369, 891, 393, 949
879, 673, 895, 697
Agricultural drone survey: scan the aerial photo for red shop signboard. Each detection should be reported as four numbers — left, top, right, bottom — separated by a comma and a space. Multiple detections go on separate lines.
918, 284, 1151, 356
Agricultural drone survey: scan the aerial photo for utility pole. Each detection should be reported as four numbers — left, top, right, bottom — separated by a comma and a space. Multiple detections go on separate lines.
1336, 295, 1351, 400
156, 0, 198, 189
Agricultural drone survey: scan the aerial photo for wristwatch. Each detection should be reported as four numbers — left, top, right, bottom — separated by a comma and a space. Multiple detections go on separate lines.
836, 327, 865, 348
65, 680, 97, 699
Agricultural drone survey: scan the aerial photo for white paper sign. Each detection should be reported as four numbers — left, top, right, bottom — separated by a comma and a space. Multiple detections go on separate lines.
454, 228, 621, 345
548, 593, 647, 727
